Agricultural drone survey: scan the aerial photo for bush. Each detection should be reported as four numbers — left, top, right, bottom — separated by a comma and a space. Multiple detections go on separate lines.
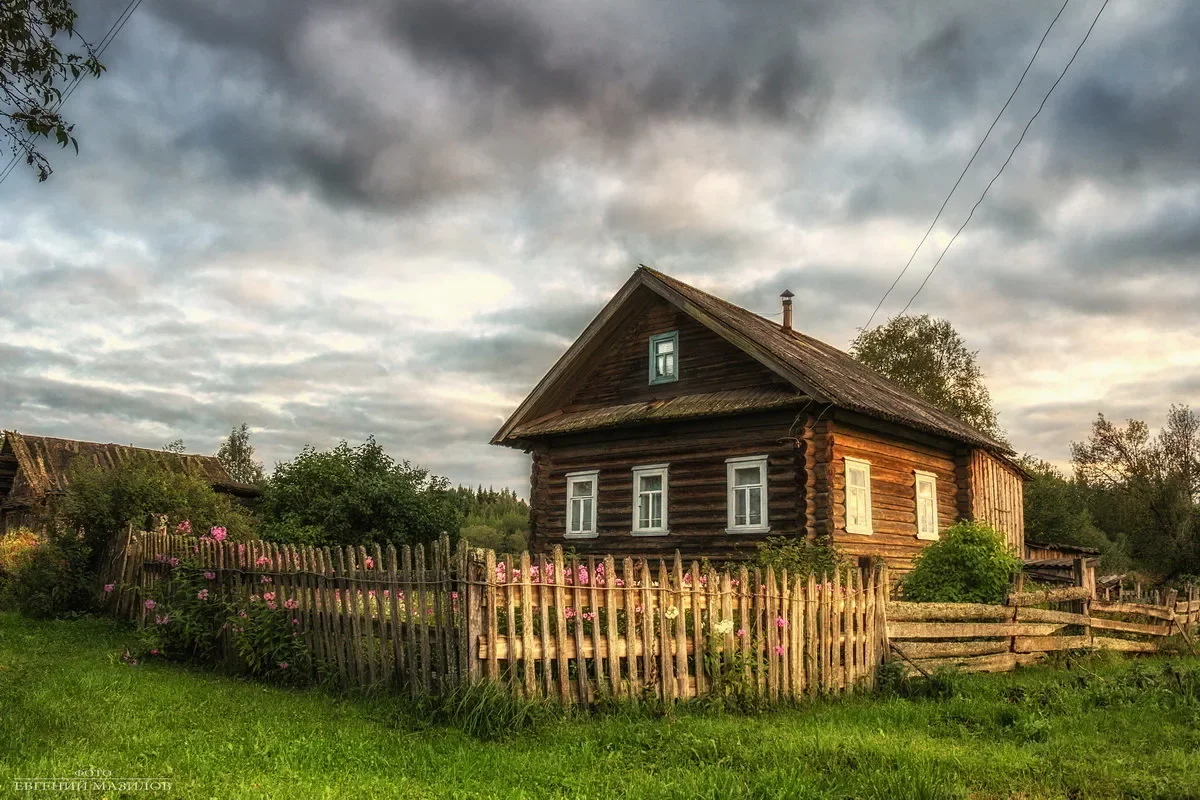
2, 528, 93, 618
901, 521, 1022, 604
750, 536, 842, 578
258, 437, 459, 549
0, 528, 42, 580
139, 562, 230, 662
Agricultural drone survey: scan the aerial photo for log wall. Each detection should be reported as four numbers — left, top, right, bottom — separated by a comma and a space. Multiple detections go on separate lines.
528, 410, 803, 559
828, 421, 959, 572
963, 449, 1025, 554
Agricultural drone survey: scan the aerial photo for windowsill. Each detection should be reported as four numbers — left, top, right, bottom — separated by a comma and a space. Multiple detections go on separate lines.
725, 526, 771, 535
916, 533, 939, 541
564, 532, 599, 539
648, 377, 678, 386
845, 528, 873, 536
631, 529, 670, 537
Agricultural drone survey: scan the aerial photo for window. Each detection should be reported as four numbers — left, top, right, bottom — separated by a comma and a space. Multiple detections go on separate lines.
915, 470, 939, 540
844, 457, 873, 535
648, 331, 679, 384
631, 464, 669, 535
726, 456, 770, 533
565, 470, 598, 538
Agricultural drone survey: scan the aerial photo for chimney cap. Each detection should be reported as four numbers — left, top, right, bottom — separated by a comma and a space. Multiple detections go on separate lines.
780, 289, 794, 299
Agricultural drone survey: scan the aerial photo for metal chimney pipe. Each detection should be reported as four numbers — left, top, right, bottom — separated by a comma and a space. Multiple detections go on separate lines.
780, 289, 794, 332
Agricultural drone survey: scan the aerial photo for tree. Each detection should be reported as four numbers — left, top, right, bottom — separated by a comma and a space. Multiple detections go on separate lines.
1071, 406, 1200, 578
163, 438, 186, 454
1017, 455, 1129, 572
258, 437, 460, 549
851, 315, 1004, 441
216, 423, 265, 485
2, 1, 105, 181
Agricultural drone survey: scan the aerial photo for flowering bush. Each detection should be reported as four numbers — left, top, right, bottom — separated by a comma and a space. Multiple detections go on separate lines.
1, 527, 93, 618
139, 561, 231, 661
0, 528, 42, 579
231, 594, 311, 684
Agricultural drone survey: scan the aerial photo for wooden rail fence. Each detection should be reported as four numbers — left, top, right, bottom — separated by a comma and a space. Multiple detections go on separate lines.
98, 531, 888, 704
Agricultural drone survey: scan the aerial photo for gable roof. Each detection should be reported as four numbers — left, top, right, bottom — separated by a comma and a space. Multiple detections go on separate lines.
0, 431, 259, 504
493, 267, 1011, 453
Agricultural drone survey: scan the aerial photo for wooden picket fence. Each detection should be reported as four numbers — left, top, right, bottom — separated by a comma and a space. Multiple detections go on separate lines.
97, 530, 887, 704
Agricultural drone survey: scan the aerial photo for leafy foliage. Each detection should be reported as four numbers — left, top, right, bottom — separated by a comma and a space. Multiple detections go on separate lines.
0, 527, 41, 579
749, 536, 842, 578
451, 485, 529, 553
1018, 456, 1129, 572
1, 0, 105, 181
216, 423, 265, 485
138, 563, 229, 662
851, 314, 1005, 442
258, 437, 459, 549
229, 595, 312, 685
1, 527, 92, 617
59, 453, 255, 567
902, 521, 1023, 604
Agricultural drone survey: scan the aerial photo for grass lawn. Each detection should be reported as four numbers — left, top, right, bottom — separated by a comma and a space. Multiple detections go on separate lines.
2, 612, 1199, 799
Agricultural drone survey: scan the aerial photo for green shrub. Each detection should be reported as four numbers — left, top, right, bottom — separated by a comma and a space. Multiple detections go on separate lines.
139, 562, 230, 662
902, 521, 1022, 604
230, 593, 312, 685
2, 528, 93, 618
428, 680, 559, 740
750, 536, 842, 578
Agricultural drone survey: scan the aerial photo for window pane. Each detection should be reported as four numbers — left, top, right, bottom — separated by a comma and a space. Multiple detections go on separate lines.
917, 479, 933, 499
572, 479, 593, 498
639, 474, 662, 492
735, 488, 747, 526
656, 338, 674, 355
582, 499, 592, 530
638, 495, 650, 528
734, 466, 761, 487
570, 499, 581, 532
651, 493, 663, 527
748, 487, 762, 526
848, 467, 865, 488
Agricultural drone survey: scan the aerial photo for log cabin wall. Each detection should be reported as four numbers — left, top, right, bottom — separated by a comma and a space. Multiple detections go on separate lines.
528, 410, 803, 559
827, 420, 959, 572
965, 448, 1025, 554
567, 294, 790, 409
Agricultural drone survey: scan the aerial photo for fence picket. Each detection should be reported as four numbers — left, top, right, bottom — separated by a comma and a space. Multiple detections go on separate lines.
552, 547, 571, 705
604, 555, 621, 699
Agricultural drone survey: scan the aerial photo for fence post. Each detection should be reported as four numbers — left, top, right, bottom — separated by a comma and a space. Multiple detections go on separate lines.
1073, 557, 1093, 646
462, 541, 483, 684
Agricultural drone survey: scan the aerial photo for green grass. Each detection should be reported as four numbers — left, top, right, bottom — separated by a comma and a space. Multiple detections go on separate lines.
2, 612, 1200, 799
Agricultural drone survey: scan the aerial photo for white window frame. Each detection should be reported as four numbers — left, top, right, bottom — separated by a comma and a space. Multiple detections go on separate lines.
914, 470, 940, 540
631, 464, 669, 536
844, 456, 873, 535
725, 455, 770, 534
565, 470, 599, 538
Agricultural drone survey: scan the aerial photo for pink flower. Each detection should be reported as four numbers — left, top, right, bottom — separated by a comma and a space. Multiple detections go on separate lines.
255, 556, 270, 566
284, 598, 299, 610
169, 557, 180, 567
238, 611, 248, 618
210, 526, 228, 541
144, 599, 157, 610
196, 589, 209, 600
776, 616, 786, 628
149, 648, 160, 655
582, 611, 596, 622
364, 556, 375, 569
736, 628, 746, 638
263, 592, 276, 602
292, 618, 300, 625
203, 571, 216, 581
176, 520, 192, 534
260, 576, 273, 584
774, 645, 785, 655
565, 607, 577, 619
155, 614, 171, 625
103, 583, 115, 593
451, 591, 459, 600
278, 662, 289, 669
267, 601, 278, 610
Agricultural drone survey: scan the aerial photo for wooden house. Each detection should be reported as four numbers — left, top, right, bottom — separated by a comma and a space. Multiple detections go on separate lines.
492, 267, 1026, 571
0, 431, 260, 534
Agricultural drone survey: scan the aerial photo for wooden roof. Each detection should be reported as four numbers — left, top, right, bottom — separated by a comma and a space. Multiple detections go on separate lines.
493, 267, 1011, 453
0, 431, 259, 504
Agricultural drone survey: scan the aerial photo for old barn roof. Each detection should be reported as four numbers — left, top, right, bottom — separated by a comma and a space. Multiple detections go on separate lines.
0, 431, 259, 503
493, 267, 1011, 453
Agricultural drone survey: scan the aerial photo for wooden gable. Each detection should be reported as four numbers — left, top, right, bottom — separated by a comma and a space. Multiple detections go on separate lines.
566, 291, 789, 410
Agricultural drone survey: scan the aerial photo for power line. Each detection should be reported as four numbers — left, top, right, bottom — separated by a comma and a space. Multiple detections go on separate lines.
0, 0, 145, 187
857, 0, 1073, 337
897, 0, 1110, 317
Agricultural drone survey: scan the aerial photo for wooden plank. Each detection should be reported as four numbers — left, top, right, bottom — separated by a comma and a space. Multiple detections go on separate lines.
571, 555, 589, 703
1007, 586, 1091, 606
623, 557, 640, 697
1014, 635, 1093, 653
887, 601, 1012, 621
416, 544, 432, 694
906, 651, 1046, 675
893, 639, 1011, 659
1092, 600, 1175, 621
503, 553, 517, 692
590, 556, 607, 698
1088, 616, 1170, 637
480, 633, 707, 660
657, 560, 675, 704
401, 545, 419, 695
672, 554, 688, 700
386, 545, 404, 686
338, 546, 364, 686
887, 621, 1066, 639
519, 551, 536, 698
790, 575, 803, 698
805, 572, 817, 696
484, 549, 499, 682
537, 553, 553, 698
355, 546, 379, 687
690, 561, 707, 698
1092, 636, 1159, 653
605, 556, 621, 698
641, 559, 657, 700
1016, 607, 1091, 626
765, 566, 778, 701
553, 547, 570, 704
737, 565, 751, 688
318, 548, 347, 686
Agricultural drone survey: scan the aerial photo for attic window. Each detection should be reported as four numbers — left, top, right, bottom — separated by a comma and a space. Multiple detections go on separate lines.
648, 331, 679, 385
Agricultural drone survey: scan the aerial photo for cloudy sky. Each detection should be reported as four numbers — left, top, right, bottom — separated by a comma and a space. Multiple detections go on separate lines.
2, 0, 1197, 493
